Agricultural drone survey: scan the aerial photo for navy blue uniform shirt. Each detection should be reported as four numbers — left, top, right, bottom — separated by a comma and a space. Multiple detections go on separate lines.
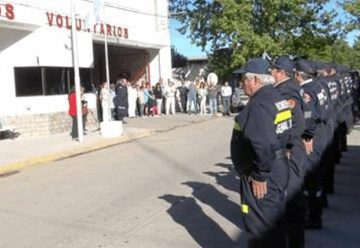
231, 85, 292, 182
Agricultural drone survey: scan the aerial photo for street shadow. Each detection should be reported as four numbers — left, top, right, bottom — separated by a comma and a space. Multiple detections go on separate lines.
159, 194, 240, 248
203, 162, 239, 194
182, 181, 245, 231
159, 157, 249, 247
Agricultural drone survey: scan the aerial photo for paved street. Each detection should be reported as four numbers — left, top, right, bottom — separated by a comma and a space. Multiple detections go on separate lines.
0, 117, 360, 247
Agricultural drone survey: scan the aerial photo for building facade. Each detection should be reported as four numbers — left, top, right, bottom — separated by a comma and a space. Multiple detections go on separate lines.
0, 0, 172, 136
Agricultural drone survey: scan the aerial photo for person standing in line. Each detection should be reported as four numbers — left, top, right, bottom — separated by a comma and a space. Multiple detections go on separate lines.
100, 82, 111, 122
271, 56, 307, 248
143, 82, 152, 116
187, 81, 197, 114
221, 81, 232, 116
127, 81, 137, 118
68, 86, 78, 140
137, 85, 145, 117
80, 86, 88, 134
231, 58, 292, 248
164, 80, 176, 115
153, 82, 163, 116
114, 78, 128, 123
177, 81, 188, 112
110, 83, 116, 120
208, 82, 218, 115
197, 81, 208, 115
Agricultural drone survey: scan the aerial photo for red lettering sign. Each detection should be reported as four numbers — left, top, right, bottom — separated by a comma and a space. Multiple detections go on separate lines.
5, 3, 14, 20
46, 12, 54, 26
45, 11, 129, 39
0, 3, 15, 20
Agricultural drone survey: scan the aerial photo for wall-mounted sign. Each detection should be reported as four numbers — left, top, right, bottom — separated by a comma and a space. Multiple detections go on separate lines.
0, 3, 15, 20
46, 12, 129, 39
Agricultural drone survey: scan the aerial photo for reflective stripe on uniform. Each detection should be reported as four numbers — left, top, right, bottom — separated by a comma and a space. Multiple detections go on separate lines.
233, 122, 241, 131
241, 204, 249, 214
274, 110, 292, 124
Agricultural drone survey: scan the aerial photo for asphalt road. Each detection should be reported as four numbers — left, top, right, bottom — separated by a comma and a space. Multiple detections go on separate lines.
0, 117, 246, 248
1, 117, 360, 248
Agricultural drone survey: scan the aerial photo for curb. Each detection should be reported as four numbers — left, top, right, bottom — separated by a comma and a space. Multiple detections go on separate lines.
0, 116, 222, 176
0, 130, 154, 175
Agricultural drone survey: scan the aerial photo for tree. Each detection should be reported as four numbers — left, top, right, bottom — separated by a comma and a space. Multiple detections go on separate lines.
170, 0, 346, 78
343, 0, 360, 28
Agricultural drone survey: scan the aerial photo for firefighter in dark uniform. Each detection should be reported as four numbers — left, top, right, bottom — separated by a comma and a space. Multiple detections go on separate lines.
271, 56, 307, 247
294, 60, 329, 231
316, 63, 339, 208
114, 78, 129, 122
231, 58, 292, 248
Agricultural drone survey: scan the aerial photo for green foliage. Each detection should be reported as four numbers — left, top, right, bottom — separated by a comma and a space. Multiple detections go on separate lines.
170, 0, 356, 77
343, 0, 360, 27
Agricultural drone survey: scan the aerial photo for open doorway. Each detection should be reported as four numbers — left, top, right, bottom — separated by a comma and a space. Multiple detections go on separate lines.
93, 42, 149, 85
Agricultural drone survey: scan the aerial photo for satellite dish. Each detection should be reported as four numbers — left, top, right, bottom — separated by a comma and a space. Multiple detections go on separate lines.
207, 72, 218, 85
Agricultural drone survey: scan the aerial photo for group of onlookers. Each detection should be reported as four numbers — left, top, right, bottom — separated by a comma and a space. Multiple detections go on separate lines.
68, 76, 246, 140
95, 77, 245, 122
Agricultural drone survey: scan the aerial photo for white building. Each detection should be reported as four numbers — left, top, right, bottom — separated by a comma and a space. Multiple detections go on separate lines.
0, 0, 172, 136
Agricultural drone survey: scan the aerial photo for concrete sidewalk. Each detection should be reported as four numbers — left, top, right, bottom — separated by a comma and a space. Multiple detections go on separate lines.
0, 114, 220, 174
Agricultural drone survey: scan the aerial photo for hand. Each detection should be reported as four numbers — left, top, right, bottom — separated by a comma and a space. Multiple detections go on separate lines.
250, 177, 267, 199
303, 139, 313, 155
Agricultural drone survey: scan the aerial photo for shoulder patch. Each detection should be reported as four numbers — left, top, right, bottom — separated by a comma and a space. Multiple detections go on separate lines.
287, 99, 296, 109
302, 93, 311, 103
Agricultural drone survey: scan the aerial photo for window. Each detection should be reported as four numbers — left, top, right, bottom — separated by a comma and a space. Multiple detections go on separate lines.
14, 67, 93, 97
15, 67, 42, 96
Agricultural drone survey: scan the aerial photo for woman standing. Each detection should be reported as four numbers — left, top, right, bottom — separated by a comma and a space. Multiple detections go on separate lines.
198, 82, 208, 115
100, 82, 111, 122
68, 86, 78, 140
153, 82, 163, 116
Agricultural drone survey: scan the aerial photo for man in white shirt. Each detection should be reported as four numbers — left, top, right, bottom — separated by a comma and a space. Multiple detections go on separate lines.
164, 80, 176, 115
221, 81, 232, 116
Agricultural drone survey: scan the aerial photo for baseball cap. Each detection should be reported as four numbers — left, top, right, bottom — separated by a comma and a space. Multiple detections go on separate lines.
294, 59, 315, 75
272, 56, 295, 73
235, 58, 271, 74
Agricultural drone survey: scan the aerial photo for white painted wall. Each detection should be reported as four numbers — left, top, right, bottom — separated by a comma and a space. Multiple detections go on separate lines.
0, 0, 172, 116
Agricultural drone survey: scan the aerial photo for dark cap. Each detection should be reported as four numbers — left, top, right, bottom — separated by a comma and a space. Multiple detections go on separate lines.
295, 59, 315, 75
236, 58, 270, 75
272, 56, 295, 73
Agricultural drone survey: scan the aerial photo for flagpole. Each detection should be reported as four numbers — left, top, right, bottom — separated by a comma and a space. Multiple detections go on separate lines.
71, 0, 84, 142
104, 23, 111, 121
103, 6, 111, 122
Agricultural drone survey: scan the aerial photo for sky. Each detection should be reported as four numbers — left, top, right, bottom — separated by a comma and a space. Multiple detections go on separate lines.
169, 1, 360, 58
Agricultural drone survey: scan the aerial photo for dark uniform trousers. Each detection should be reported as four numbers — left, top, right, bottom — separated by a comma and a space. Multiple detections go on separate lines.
304, 122, 328, 226
240, 159, 289, 248
285, 141, 307, 248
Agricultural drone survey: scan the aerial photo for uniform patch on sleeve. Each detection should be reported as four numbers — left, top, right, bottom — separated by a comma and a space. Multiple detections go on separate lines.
274, 110, 292, 124
287, 99, 296, 109
302, 93, 311, 103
